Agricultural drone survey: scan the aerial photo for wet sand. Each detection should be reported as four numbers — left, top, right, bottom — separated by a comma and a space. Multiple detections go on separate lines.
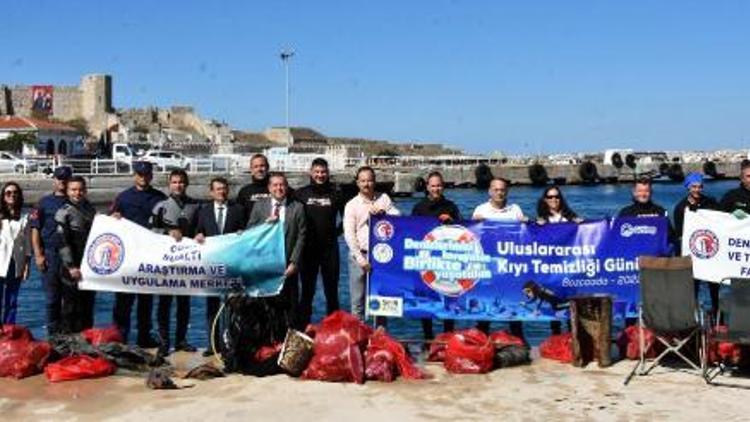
1, 351, 748, 422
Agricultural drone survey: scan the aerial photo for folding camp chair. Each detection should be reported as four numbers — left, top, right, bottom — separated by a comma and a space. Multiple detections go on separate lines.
703, 278, 750, 387
624, 256, 706, 385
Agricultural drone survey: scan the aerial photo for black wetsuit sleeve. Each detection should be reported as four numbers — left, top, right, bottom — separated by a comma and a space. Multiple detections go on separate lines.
55, 210, 75, 269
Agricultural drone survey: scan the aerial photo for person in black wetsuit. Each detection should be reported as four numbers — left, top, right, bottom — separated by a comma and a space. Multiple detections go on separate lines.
618, 177, 674, 325
720, 160, 750, 215
411, 171, 461, 340
236, 153, 270, 219
618, 177, 675, 245
54, 176, 97, 333
294, 158, 345, 327
673, 172, 720, 316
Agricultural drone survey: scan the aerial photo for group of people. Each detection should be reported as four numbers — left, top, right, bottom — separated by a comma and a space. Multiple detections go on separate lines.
1, 155, 749, 355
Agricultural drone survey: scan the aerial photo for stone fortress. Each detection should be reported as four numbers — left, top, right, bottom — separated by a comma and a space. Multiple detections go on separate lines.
1, 74, 112, 137
0, 74, 234, 154
1, 73, 459, 158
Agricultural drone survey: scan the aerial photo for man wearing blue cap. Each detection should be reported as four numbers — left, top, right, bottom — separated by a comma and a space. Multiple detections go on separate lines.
30, 166, 72, 336
674, 172, 720, 313
110, 161, 167, 347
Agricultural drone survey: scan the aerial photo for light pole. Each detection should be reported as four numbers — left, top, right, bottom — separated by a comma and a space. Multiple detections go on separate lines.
280, 49, 295, 145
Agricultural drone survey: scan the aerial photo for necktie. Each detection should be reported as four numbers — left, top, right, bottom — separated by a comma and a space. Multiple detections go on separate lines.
217, 206, 225, 234
273, 202, 281, 218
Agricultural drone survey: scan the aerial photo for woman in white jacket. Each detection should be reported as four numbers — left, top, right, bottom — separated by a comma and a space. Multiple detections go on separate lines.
0, 181, 31, 324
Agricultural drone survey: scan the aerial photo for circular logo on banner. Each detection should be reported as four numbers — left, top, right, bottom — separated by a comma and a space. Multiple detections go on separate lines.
420, 225, 483, 297
374, 220, 395, 241
87, 233, 125, 275
689, 229, 719, 259
372, 243, 394, 264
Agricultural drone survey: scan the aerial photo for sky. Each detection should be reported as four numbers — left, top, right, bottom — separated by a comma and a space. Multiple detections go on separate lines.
2, 1, 749, 154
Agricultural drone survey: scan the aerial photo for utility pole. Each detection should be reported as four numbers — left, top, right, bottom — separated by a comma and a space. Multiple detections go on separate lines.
280, 49, 295, 146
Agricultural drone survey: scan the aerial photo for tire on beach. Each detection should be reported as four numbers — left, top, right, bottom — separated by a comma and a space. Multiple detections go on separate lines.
625, 154, 637, 169
474, 163, 494, 190
528, 163, 549, 186
667, 163, 685, 182
414, 177, 426, 193
703, 161, 718, 178
611, 153, 624, 169
578, 161, 598, 184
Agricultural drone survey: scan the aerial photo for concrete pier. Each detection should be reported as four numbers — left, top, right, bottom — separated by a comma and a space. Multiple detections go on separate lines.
3, 160, 740, 205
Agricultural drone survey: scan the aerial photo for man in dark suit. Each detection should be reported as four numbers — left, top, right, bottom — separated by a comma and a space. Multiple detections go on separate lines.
195, 177, 247, 356
247, 171, 307, 335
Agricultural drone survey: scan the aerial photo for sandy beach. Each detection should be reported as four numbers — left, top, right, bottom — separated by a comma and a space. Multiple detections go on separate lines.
1, 350, 747, 422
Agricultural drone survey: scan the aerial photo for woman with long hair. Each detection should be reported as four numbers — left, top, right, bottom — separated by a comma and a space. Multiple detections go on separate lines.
0, 181, 32, 324
535, 186, 582, 335
536, 185, 583, 224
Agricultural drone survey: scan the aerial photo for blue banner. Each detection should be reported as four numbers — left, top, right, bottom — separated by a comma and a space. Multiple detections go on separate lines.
367, 216, 669, 322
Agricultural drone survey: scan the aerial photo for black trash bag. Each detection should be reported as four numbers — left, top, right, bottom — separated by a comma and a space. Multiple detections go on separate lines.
221, 295, 288, 375
494, 345, 531, 369
49, 333, 98, 360
97, 343, 165, 371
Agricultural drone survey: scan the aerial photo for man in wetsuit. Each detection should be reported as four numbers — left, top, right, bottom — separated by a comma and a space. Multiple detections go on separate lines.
411, 171, 461, 340
236, 153, 270, 219
294, 158, 344, 327
54, 176, 97, 333
151, 169, 201, 356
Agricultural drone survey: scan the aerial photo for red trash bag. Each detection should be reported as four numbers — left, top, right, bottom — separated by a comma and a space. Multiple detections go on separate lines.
489, 330, 525, 348
301, 343, 364, 384
313, 311, 373, 353
45, 355, 116, 383
616, 326, 660, 360
427, 332, 455, 362
0, 324, 33, 342
539, 333, 574, 363
365, 329, 426, 382
300, 311, 372, 383
708, 326, 743, 365
444, 329, 495, 374
0, 338, 52, 379
82, 326, 124, 346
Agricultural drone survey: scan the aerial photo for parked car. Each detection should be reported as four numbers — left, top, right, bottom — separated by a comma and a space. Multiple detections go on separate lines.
0, 152, 38, 174
141, 150, 190, 171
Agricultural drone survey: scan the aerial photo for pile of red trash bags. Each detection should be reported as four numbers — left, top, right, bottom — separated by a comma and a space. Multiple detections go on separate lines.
0, 324, 122, 382
428, 329, 527, 374
0, 325, 51, 379
300, 311, 426, 383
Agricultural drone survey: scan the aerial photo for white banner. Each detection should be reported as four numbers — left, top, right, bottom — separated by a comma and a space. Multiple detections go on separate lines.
682, 209, 750, 283
79, 215, 287, 296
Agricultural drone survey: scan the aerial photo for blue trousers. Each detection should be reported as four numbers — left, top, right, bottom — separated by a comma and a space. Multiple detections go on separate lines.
42, 251, 63, 336
0, 259, 21, 324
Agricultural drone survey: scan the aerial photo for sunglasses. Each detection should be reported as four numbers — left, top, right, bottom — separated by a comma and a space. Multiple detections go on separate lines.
4, 190, 19, 196
545, 195, 560, 199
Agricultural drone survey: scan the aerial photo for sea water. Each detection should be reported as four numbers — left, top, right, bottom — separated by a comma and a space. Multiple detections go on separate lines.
13, 180, 736, 346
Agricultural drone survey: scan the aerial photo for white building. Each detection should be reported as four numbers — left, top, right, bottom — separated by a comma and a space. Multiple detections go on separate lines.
0, 116, 85, 156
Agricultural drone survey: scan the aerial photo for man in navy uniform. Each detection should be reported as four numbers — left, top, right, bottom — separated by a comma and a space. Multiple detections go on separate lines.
110, 161, 167, 347
30, 166, 72, 336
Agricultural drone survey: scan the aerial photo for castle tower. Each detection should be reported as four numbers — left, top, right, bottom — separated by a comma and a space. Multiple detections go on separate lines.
80, 74, 112, 136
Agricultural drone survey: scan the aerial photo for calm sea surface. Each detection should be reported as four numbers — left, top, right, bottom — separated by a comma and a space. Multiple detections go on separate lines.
13, 180, 737, 346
